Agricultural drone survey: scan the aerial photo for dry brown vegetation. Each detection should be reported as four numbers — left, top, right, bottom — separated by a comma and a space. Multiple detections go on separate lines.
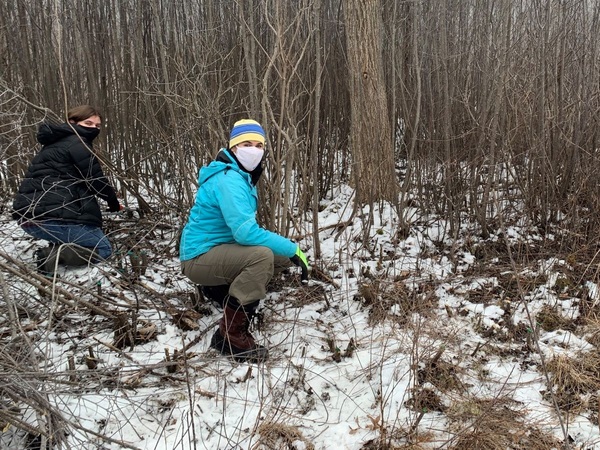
545, 352, 600, 413
446, 398, 562, 450
253, 422, 315, 450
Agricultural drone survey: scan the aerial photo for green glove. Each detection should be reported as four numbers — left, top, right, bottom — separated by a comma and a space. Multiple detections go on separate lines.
290, 246, 310, 283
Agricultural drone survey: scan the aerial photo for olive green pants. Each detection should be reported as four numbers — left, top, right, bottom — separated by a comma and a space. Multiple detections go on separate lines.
181, 244, 292, 305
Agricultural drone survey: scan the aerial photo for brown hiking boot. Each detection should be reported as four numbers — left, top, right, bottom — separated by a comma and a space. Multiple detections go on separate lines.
210, 301, 268, 362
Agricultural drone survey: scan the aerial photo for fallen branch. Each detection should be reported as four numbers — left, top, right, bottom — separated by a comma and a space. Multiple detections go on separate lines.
0, 251, 116, 319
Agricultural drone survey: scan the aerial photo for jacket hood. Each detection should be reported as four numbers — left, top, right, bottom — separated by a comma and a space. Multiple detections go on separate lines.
37, 121, 100, 146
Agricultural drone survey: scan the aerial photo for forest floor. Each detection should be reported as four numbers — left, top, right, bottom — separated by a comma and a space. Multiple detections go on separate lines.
1, 184, 600, 450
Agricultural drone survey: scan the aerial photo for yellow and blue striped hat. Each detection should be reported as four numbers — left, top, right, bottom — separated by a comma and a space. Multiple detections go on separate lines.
229, 119, 266, 148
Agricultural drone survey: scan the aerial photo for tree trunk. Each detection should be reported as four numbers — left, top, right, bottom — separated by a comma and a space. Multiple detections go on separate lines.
343, 0, 398, 205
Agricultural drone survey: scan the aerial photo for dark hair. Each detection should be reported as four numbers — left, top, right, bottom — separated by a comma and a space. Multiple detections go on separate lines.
67, 105, 103, 123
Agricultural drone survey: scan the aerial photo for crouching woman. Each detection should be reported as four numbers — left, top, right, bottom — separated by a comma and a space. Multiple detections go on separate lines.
179, 119, 309, 363
12, 105, 121, 275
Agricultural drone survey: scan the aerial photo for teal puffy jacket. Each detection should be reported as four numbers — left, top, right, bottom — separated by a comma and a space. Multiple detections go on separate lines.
179, 149, 297, 261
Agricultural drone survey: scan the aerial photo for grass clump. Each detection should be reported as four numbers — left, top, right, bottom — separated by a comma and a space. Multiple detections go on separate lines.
446, 397, 562, 449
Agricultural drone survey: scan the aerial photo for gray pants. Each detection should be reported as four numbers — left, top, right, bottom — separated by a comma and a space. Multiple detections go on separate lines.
181, 244, 292, 305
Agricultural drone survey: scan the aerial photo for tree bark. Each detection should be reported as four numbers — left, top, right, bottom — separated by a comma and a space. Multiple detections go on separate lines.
343, 0, 398, 205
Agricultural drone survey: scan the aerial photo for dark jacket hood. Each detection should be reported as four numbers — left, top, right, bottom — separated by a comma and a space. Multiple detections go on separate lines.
37, 121, 100, 146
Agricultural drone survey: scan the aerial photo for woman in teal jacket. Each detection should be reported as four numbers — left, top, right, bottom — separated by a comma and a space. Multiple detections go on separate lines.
180, 119, 309, 362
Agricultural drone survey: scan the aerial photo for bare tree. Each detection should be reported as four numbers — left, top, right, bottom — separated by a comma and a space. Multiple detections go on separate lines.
343, 0, 399, 207
1, 0, 600, 248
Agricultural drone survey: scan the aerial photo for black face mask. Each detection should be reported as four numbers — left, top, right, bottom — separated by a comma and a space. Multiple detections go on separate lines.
78, 125, 101, 140
69, 121, 101, 141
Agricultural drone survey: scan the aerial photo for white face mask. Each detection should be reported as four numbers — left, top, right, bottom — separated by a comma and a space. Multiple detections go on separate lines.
235, 146, 264, 171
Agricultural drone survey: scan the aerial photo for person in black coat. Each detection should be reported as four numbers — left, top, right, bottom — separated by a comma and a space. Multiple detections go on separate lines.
12, 105, 122, 274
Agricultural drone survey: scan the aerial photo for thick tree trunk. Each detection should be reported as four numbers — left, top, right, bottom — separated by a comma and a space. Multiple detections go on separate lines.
343, 0, 398, 205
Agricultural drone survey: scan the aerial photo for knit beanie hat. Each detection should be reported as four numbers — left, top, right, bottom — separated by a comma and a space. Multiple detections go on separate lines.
229, 119, 266, 148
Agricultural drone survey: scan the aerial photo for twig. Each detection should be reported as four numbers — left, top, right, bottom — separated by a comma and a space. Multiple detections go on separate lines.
181, 319, 219, 353
67, 420, 143, 450
0, 272, 18, 339
500, 225, 571, 448
0, 252, 116, 318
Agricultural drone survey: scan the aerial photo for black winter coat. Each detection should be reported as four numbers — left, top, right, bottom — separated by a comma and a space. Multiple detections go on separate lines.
12, 121, 120, 227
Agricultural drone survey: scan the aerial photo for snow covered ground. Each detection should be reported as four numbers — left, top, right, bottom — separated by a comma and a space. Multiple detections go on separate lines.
1, 184, 599, 449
